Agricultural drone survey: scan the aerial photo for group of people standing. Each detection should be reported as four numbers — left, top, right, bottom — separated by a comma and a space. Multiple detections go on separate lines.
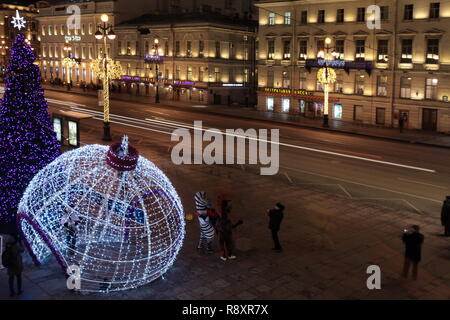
194, 192, 285, 260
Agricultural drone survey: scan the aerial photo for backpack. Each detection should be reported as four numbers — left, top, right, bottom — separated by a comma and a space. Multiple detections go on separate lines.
2, 248, 14, 269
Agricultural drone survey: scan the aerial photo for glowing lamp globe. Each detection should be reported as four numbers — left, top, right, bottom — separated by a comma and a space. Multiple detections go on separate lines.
17, 138, 185, 292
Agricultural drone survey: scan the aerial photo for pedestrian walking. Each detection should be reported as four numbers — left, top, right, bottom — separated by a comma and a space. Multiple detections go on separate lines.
216, 199, 243, 261
194, 192, 215, 253
399, 115, 404, 133
2, 234, 24, 296
402, 225, 424, 280
267, 202, 285, 252
441, 196, 450, 236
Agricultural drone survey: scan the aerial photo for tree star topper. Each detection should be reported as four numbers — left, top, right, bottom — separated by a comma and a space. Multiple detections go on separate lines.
11, 10, 26, 30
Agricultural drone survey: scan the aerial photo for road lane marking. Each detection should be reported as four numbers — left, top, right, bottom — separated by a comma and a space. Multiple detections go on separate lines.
282, 165, 442, 204
145, 118, 436, 173
321, 147, 383, 160
397, 177, 448, 190
91, 117, 173, 135
50, 101, 437, 174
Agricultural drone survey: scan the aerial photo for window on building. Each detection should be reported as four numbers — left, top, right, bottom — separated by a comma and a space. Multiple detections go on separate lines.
380, 6, 389, 20
334, 73, 343, 93
229, 42, 234, 59
127, 41, 131, 55
214, 67, 220, 82
267, 97, 274, 111
426, 39, 439, 64
48, 25, 53, 36
199, 40, 204, 57
187, 66, 193, 80
54, 25, 58, 36
426, 78, 438, 99
355, 75, 365, 94
41, 25, 45, 36
215, 41, 220, 58
283, 40, 291, 60
175, 41, 180, 56
269, 13, 275, 25
357, 7, 365, 22
145, 41, 149, 55
317, 39, 325, 58
299, 71, 306, 89
284, 12, 291, 25
82, 47, 86, 59
301, 10, 308, 24
88, 23, 93, 35
404, 4, 413, 20
282, 98, 290, 112
268, 39, 275, 59
377, 75, 388, 96
299, 40, 307, 60
164, 41, 169, 56
81, 24, 85, 35
282, 71, 290, 88
89, 47, 93, 59
400, 77, 411, 98
333, 104, 343, 119
267, 70, 274, 87
355, 39, 365, 61
335, 40, 344, 60
337, 9, 344, 23
377, 39, 389, 62
401, 39, 413, 63
135, 41, 139, 55
429, 2, 440, 19
229, 68, 234, 82
318, 10, 325, 23
199, 66, 205, 81
175, 65, 180, 79
186, 41, 192, 57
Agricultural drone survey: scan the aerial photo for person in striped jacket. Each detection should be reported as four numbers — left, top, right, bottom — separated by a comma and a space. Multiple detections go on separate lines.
195, 191, 215, 253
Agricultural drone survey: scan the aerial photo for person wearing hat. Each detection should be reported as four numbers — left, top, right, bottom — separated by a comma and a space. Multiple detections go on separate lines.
402, 225, 424, 280
267, 203, 285, 252
2, 234, 24, 296
441, 196, 450, 237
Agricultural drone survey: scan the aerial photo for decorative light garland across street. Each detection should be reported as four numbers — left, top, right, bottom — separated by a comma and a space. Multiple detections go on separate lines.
17, 138, 185, 293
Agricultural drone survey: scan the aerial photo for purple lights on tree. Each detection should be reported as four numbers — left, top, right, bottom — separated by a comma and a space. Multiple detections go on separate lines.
0, 33, 61, 223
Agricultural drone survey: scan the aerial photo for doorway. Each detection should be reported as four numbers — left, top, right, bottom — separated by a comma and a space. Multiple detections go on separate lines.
422, 108, 437, 131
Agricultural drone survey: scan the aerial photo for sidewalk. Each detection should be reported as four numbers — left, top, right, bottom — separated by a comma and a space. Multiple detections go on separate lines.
43, 84, 450, 149
1, 123, 449, 300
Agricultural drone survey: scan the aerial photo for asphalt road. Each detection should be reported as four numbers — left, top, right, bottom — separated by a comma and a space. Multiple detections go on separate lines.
44, 90, 450, 218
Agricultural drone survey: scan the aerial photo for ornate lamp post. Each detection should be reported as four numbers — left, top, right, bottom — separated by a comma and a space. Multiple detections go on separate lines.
317, 37, 337, 128
95, 13, 116, 141
151, 38, 162, 104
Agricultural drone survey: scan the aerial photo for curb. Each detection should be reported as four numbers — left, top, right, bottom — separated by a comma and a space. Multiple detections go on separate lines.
44, 87, 450, 150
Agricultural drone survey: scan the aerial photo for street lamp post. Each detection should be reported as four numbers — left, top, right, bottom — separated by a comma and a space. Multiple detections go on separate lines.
63, 43, 73, 89
95, 14, 116, 141
152, 38, 161, 104
317, 37, 337, 128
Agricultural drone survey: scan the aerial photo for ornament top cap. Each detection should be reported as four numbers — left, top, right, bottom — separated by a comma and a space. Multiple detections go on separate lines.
106, 136, 139, 172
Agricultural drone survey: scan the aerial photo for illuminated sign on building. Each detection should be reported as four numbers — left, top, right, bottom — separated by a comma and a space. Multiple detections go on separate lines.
258, 87, 338, 101
144, 54, 164, 63
305, 59, 373, 75
223, 83, 244, 87
65, 35, 81, 42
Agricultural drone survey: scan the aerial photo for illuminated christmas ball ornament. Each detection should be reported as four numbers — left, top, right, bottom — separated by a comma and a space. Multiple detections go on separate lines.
17, 137, 185, 292
317, 67, 337, 84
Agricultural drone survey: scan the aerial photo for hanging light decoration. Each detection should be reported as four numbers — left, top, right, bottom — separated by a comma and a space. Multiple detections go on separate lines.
91, 58, 122, 80
317, 67, 337, 84
17, 137, 185, 293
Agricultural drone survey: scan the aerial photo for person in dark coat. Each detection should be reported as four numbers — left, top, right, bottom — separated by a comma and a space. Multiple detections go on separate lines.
267, 203, 285, 252
3, 234, 24, 296
402, 225, 424, 280
216, 200, 242, 261
441, 196, 450, 237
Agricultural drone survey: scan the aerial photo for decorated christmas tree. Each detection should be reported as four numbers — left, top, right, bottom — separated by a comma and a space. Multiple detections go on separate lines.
0, 33, 61, 228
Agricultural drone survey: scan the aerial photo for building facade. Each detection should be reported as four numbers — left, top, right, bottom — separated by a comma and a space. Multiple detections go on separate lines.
35, 0, 151, 85
256, 0, 450, 132
0, 1, 39, 72
113, 12, 257, 105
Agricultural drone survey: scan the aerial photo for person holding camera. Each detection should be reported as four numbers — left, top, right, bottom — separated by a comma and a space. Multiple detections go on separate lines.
402, 225, 424, 280
2, 234, 24, 296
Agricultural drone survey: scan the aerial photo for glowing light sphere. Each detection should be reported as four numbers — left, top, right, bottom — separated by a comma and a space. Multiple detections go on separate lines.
17, 140, 185, 293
